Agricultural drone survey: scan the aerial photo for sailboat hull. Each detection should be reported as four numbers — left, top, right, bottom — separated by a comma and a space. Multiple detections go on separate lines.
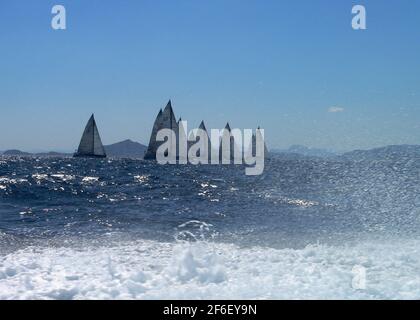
73, 153, 107, 159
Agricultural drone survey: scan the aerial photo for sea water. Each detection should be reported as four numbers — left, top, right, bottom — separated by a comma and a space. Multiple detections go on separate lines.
0, 156, 419, 299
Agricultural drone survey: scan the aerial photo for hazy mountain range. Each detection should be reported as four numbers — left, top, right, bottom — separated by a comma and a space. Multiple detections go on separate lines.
104, 139, 147, 158
271, 144, 420, 161
1, 142, 419, 161
0, 140, 147, 159
271, 145, 338, 158
340, 145, 420, 161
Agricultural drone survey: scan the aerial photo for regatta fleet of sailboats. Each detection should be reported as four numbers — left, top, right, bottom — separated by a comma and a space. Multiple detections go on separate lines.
73, 100, 268, 160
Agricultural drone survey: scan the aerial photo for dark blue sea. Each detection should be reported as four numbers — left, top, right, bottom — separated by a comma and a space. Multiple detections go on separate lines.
0, 156, 419, 299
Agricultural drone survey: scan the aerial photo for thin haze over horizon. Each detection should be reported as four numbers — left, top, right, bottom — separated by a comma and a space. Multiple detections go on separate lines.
0, 0, 419, 152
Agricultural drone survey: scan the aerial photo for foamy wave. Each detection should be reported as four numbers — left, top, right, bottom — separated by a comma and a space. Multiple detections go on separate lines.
1, 239, 420, 300
81, 176, 99, 184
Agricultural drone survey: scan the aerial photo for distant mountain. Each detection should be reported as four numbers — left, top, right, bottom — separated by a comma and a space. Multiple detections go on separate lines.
1, 140, 147, 159
2, 144, 419, 162
269, 152, 319, 161
342, 145, 420, 161
104, 139, 147, 159
3, 149, 32, 156
271, 145, 338, 159
2, 150, 71, 157
270, 145, 420, 161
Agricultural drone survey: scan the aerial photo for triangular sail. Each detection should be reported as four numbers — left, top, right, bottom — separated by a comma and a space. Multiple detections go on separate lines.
247, 127, 269, 159
144, 100, 179, 160
199, 120, 208, 133
196, 121, 211, 160
74, 115, 106, 158
162, 100, 178, 131
219, 122, 236, 161
144, 109, 164, 159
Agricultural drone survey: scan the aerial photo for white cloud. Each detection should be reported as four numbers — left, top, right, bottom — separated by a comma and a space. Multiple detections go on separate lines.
328, 107, 345, 113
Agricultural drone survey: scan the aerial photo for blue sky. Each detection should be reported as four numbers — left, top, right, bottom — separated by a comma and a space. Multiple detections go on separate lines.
0, 0, 419, 152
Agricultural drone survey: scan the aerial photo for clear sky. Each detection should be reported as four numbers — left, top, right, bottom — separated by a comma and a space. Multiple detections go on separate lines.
0, 0, 419, 152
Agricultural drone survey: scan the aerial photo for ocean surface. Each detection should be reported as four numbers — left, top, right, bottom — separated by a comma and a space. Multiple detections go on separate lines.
0, 156, 419, 299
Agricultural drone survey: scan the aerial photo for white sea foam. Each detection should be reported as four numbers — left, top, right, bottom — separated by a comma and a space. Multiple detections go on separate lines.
82, 176, 99, 184
51, 174, 75, 182
1, 239, 419, 300
0, 177, 28, 185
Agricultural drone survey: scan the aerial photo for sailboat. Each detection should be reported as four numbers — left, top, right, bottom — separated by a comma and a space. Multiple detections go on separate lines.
73, 114, 107, 158
219, 122, 237, 162
144, 100, 179, 160
246, 127, 269, 160
196, 120, 212, 160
